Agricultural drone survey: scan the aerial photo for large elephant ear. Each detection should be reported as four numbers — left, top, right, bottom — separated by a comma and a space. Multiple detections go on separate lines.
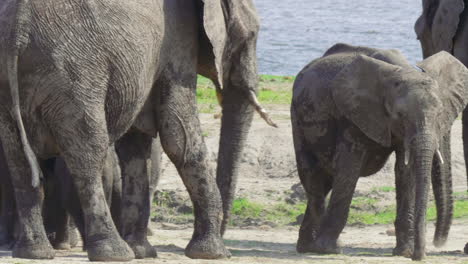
331, 55, 400, 147
199, 0, 259, 89
199, 0, 228, 88
432, 0, 464, 52
417, 51, 468, 133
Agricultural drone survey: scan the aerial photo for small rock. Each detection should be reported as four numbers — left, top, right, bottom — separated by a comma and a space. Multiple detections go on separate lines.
386, 229, 396, 236
259, 225, 271, 231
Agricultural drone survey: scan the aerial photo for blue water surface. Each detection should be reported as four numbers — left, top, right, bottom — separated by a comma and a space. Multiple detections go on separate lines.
254, 0, 422, 75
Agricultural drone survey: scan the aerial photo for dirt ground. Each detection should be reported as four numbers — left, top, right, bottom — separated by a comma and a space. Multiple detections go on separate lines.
0, 219, 466, 264
0, 106, 467, 263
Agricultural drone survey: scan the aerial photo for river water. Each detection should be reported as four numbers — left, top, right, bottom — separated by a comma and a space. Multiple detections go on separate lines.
254, 0, 423, 75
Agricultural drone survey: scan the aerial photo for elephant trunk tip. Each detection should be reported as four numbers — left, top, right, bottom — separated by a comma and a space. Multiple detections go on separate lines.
247, 91, 278, 128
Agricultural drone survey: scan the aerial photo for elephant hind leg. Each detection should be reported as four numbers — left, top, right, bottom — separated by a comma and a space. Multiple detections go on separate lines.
295, 151, 332, 253
0, 115, 54, 259
51, 111, 134, 262
158, 79, 229, 260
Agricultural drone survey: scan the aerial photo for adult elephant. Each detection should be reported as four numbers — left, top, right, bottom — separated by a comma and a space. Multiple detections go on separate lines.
291, 43, 468, 260
0, 0, 270, 261
415, 0, 468, 254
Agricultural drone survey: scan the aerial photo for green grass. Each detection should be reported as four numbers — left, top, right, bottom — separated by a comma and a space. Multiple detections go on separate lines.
351, 197, 379, 207
231, 198, 263, 218
229, 198, 306, 226
152, 191, 468, 227
196, 74, 294, 111
347, 192, 468, 225
373, 186, 396, 193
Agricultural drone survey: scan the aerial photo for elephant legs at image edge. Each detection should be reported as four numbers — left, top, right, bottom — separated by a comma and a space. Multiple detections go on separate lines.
116, 130, 157, 259
0, 118, 54, 259
462, 107, 468, 191
0, 169, 16, 246
294, 151, 332, 253
308, 142, 364, 254
158, 81, 229, 259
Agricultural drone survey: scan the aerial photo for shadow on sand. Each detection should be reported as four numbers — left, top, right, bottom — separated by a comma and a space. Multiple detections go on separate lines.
223, 239, 467, 260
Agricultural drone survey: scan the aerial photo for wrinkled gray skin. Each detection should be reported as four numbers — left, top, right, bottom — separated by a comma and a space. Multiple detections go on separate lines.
415, 0, 468, 254
0, 144, 120, 250
291, 43, 468, 260
53, 146, 123, 248
0, 0, 263, 261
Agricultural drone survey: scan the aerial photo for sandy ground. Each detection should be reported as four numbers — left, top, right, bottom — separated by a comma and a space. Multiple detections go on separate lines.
0, 220, 466, 264
0, 106, 466, 263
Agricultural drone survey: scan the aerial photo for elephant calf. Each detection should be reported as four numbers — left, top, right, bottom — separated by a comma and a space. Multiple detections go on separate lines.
291, 43, 468, 260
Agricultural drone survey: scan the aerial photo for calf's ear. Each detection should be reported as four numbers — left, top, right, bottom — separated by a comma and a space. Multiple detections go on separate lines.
331, 55, 401, 147
418, 51, 468, 133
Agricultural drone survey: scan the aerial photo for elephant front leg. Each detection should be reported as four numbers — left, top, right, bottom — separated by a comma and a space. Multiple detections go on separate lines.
309, 141, 365, 254
115, 130, 156, 259
159, 80, 229, 259
393, 147, 415, 257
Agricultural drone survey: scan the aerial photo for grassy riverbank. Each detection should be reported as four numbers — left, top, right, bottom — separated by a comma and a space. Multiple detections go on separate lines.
152, 188, 468, 228
196, 75, 294, 113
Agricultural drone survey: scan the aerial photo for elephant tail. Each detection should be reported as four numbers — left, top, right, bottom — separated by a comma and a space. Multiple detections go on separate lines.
7, 0, 40, 188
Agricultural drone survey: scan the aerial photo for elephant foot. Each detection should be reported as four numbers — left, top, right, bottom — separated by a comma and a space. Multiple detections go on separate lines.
296, 232, 318, 253
392, 245, 413, 258
185, 234, 231, 259
13, 239, 55, 259
53, 241, 71, 250
296, 239, 313, 253
297, 237, 342, 254
87, 235, 135, 262
411, 249, 426, 261
464, 243, 468, 254
126, 238, 157, 259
